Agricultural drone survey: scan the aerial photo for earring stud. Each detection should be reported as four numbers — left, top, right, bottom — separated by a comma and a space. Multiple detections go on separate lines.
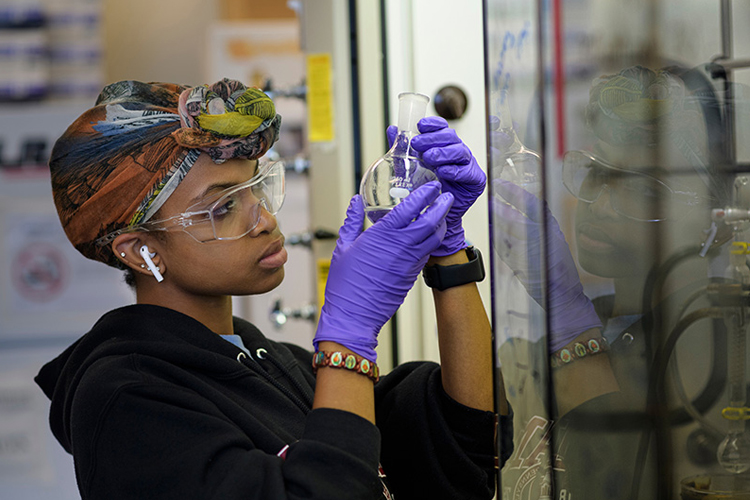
120, 252, 126, 257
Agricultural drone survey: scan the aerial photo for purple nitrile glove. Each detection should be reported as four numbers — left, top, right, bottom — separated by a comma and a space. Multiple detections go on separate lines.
488, 114, 514, 141
488, 115, 517, 160
314, 182, 453, 362
492, 179, 601, 352
387, 116, 486, 256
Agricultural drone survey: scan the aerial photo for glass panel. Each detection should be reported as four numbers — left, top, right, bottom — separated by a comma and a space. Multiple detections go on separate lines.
486, 1, 750, 499
485, 2, 552, 499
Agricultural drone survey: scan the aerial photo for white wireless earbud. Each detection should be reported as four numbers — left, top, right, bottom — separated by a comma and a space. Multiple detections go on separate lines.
139, 245, 164, 283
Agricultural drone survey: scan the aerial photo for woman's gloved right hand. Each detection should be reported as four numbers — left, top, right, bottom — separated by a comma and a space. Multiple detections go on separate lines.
314, 182, 454, 362
493, 179, 601, 352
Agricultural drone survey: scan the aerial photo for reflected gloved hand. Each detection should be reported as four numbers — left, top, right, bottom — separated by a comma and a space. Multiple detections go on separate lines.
314, 182, 453, 362
488, 115, 516, 158
387, 116, 486, 256
493, 179, 601, 351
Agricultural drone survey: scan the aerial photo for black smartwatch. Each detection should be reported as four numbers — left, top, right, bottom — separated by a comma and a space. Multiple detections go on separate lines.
422, 246, 485, 291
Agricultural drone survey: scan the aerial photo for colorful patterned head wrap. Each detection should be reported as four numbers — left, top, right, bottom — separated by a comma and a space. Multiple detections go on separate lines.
584, 65, 728, 199
585, 66, 702, 147
49, 78, 281, 268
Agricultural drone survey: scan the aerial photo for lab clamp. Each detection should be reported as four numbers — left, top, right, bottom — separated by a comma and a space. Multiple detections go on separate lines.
263, 78, 311, 175
626, 151, 750, 496
707, 0, 750, 476
266, 228, 335, 329
263, 77, 307, 102
657, 2, 750, 497
261, 77, 319, 329
285, 228, 337, 249
269, 298, 316, 329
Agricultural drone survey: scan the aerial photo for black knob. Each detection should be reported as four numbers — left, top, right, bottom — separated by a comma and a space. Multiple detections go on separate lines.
313, 228, 337, 240
287, 228, 337, 249
433, 85, 468, 121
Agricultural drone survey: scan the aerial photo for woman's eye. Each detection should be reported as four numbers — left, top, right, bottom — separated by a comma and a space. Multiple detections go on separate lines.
212, 198, 238, 219
580, 167, 605, 188
621, 177, 666, 200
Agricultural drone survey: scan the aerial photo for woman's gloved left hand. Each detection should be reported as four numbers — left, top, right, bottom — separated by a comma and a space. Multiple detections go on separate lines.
387, 116, 486, 256
493, 179, 601, 352
313, 182, 454, 362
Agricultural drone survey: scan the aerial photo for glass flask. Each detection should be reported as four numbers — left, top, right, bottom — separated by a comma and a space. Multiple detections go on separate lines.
493, 91, 541, 196
717, 246, 750, 474
359, 92, 439, 223
492, 92, 542, 222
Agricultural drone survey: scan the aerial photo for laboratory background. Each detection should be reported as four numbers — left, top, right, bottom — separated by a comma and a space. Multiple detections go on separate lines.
1, 0, 749, 499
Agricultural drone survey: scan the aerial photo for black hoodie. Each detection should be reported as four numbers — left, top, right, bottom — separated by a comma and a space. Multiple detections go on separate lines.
35, 304, 506, 499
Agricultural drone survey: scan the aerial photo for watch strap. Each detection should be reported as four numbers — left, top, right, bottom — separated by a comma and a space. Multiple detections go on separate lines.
422, 246, 485, 291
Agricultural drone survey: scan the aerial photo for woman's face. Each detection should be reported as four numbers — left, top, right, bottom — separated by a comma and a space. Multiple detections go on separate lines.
151, 154, 287, 297
573, 141, 711, 279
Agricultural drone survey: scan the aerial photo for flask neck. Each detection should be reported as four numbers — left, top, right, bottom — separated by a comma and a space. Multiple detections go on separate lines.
396, 92, 429, 133
502, 127, 526, 154
390, 129, 420, 159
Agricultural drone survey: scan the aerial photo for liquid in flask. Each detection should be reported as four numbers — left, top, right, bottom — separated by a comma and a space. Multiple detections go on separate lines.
359, 92, 439, 223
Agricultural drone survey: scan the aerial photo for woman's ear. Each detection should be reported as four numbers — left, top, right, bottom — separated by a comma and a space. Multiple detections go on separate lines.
112, 233, 167, 282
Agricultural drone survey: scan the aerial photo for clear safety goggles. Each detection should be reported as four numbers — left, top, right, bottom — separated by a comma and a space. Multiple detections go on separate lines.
97, 160, 285, 245
562, 150, 702, 222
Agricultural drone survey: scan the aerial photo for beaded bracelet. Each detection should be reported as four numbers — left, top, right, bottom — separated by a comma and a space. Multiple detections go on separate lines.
550, 337, 609, 369
312, 351, 380, 382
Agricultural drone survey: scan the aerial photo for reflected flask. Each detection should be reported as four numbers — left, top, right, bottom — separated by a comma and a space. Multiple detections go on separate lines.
493, 91, 541, 195
359, 92, 439, 223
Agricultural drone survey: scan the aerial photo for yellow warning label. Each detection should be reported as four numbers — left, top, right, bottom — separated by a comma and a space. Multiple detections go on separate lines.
306, 53, 335, 142
316, 258, 331, 313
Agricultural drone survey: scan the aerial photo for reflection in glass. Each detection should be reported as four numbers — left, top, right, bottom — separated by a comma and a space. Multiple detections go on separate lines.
562, 150, 703, 222
493, 91, 542, 196
486, 2, 750, 498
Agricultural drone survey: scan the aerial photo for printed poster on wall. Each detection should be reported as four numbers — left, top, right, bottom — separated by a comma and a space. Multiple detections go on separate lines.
0, 196, 134, 340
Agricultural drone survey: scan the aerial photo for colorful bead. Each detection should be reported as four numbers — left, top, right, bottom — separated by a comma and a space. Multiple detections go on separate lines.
560, 349, 572, 363
313, 351, 325, 365
588, 339, 601, 353
311, 350, 380, 382
330, 352, 343, 367
551, 337, 609, 369
574, 343, 587, 357
345, 354, 357, 370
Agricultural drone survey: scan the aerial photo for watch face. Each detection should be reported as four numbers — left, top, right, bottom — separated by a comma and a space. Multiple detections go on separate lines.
422, 266, 441, 289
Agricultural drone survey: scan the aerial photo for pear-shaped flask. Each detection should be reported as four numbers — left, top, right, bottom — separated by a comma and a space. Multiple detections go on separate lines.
493, 91, 541, 196
359, 92, 439, 223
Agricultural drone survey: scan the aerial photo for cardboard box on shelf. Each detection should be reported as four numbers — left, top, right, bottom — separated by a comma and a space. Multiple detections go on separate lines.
220, 0, 297, 20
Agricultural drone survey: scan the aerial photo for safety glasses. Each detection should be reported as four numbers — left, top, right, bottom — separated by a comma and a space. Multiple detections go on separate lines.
562, 150, 702, 222
97, 160, 285, 245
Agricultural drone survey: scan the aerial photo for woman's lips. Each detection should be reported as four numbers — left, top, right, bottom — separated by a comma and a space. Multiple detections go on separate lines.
259, 239, 288, 269
576, 223, 615, 252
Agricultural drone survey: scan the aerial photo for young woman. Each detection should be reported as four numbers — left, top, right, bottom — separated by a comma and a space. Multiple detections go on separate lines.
35, 78, 512, 499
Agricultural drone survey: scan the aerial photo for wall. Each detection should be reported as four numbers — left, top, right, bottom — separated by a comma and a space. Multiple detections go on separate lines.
103, 0, 219, 85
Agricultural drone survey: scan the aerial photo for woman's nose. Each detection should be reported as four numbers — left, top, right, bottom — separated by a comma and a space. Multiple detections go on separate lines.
249, 204, 278, 236
587, 184, 618, 219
